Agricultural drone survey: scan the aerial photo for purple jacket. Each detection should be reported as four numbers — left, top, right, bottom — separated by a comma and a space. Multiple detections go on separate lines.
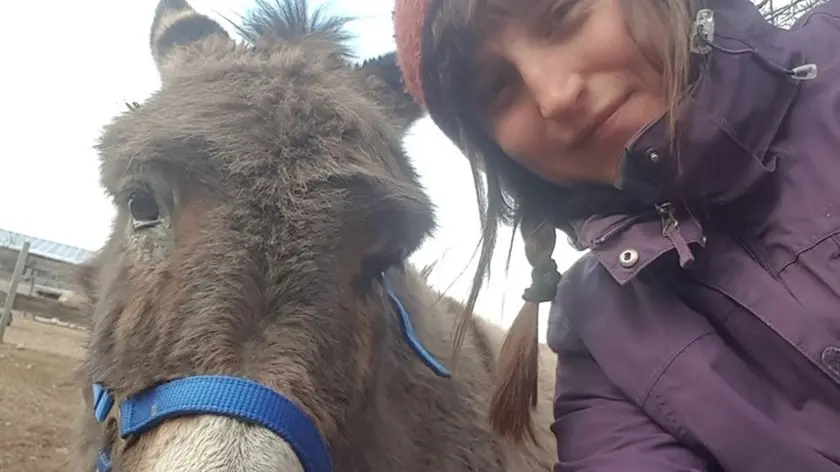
547, 1, 840, 471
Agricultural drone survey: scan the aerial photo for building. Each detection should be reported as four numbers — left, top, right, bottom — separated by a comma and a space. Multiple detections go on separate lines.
0, 228, 95, 297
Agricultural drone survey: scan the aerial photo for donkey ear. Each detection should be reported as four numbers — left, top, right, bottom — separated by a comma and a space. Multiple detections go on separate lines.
357, 52, 425, 133
149, 0, 230, 72
337, 173, 436, 273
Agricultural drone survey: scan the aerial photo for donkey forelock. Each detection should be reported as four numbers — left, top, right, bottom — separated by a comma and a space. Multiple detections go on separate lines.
70, 0, 557, 471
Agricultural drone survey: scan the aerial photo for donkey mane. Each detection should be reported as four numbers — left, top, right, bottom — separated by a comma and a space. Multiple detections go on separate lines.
232, 0, 354, 55
229, 0, 420, 125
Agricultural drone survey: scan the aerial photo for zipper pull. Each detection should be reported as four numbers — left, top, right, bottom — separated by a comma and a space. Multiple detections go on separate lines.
656, 203, 695, 268
690, 9, 714, 55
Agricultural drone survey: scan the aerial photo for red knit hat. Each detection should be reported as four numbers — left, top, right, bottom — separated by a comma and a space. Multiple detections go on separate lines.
393, 0, 471, 150
393, 0, 490, 169
393, 0, 433, 107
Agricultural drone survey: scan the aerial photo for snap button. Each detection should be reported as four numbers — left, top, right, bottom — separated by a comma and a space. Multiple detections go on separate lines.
647, 148, 661, 163
619, 249, 639, 268
821, 346, 840, 375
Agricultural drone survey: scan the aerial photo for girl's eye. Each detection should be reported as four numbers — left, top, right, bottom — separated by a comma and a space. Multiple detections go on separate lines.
538, 0, 588, 40
474, 65, 518, 111
486, 75, 510, 99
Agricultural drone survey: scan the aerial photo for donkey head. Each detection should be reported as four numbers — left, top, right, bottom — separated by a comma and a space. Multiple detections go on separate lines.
76, 0, 435, 470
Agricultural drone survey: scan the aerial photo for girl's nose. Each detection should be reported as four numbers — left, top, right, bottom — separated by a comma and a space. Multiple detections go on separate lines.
522, 65, 586, 120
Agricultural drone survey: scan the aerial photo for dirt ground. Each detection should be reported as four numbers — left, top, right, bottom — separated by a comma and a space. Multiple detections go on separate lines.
0, 315, 88, 472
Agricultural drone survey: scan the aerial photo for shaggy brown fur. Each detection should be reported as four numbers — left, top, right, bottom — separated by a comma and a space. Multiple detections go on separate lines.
69, 0, 557, 470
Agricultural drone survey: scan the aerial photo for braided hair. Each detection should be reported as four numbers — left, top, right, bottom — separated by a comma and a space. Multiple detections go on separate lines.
488, 218, 561, 443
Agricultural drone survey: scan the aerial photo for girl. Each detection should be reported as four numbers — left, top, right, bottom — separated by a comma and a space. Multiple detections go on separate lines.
393, 0, 840, 470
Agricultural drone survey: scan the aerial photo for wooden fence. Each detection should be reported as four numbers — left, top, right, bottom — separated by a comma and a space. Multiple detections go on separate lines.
1, 240, 93, 339
0, 288, 91, 329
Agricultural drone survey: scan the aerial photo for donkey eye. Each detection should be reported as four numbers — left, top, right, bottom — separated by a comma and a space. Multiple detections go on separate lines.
128, 191, 160, 228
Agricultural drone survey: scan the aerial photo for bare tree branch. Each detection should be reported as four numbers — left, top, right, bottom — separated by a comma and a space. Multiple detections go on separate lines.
756, 0, 773, 10
756, 0, 827, 28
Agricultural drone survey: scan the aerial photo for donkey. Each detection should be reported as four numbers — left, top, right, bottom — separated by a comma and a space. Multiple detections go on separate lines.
70, 0, 557, 470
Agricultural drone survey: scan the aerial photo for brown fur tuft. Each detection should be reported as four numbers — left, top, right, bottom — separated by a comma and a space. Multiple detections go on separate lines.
231, 0, 355, 57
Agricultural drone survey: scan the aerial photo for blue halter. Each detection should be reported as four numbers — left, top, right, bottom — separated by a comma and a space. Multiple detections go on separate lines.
91, 275, 451, 472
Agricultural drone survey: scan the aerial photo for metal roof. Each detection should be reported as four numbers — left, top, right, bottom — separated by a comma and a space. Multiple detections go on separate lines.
0, 228, 95, 265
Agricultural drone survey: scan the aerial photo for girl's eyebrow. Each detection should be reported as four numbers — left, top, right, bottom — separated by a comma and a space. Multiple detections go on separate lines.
470, 21, 520, 70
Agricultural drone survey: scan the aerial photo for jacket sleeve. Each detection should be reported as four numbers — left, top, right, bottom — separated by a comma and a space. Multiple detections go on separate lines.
551, 348, 710, 471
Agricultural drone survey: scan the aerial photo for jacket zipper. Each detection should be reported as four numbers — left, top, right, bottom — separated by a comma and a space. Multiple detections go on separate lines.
656, 202, 696, 268
591, 213, 649, 247
733, 234, 777, 279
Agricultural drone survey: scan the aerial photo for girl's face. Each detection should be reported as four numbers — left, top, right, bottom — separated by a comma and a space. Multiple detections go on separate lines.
473, 0, 666, 185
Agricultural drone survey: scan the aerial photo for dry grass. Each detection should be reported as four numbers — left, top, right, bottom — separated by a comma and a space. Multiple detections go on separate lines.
0, 316, 87, 472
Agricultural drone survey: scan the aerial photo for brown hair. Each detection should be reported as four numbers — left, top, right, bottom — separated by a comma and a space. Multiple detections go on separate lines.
419, 0, 697, 443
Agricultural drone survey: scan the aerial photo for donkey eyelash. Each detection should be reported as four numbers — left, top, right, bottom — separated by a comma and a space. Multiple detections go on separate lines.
116, 183, 154, 207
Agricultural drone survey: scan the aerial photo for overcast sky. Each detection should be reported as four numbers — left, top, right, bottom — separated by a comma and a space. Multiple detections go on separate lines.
1, 0, 587, 338
0, 0, 798, 335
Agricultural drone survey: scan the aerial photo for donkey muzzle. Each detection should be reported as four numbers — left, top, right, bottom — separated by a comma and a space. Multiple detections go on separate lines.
91, 376, 332, 472
127, 415, 306, 472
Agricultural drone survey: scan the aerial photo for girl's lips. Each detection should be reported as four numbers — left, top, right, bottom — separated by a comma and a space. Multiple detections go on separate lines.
588, 98, 626, 144
568, 96, 626, 149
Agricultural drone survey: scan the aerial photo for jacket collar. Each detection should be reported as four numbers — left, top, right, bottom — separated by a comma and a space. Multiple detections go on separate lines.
569, 0, 814, 281
614, 0, 805, 206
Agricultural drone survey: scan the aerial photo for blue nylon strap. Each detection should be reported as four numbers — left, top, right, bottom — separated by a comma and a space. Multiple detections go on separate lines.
91, 376, 332, 472
97, 450, 112, 472
92, 383, 114, 422
119, 375, 333, 472
383, 276, 452, 378
90, 279, 448, 472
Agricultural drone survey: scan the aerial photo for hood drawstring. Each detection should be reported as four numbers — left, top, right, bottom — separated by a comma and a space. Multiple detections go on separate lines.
691, 8, 818, 80
649, 7, 815, 271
